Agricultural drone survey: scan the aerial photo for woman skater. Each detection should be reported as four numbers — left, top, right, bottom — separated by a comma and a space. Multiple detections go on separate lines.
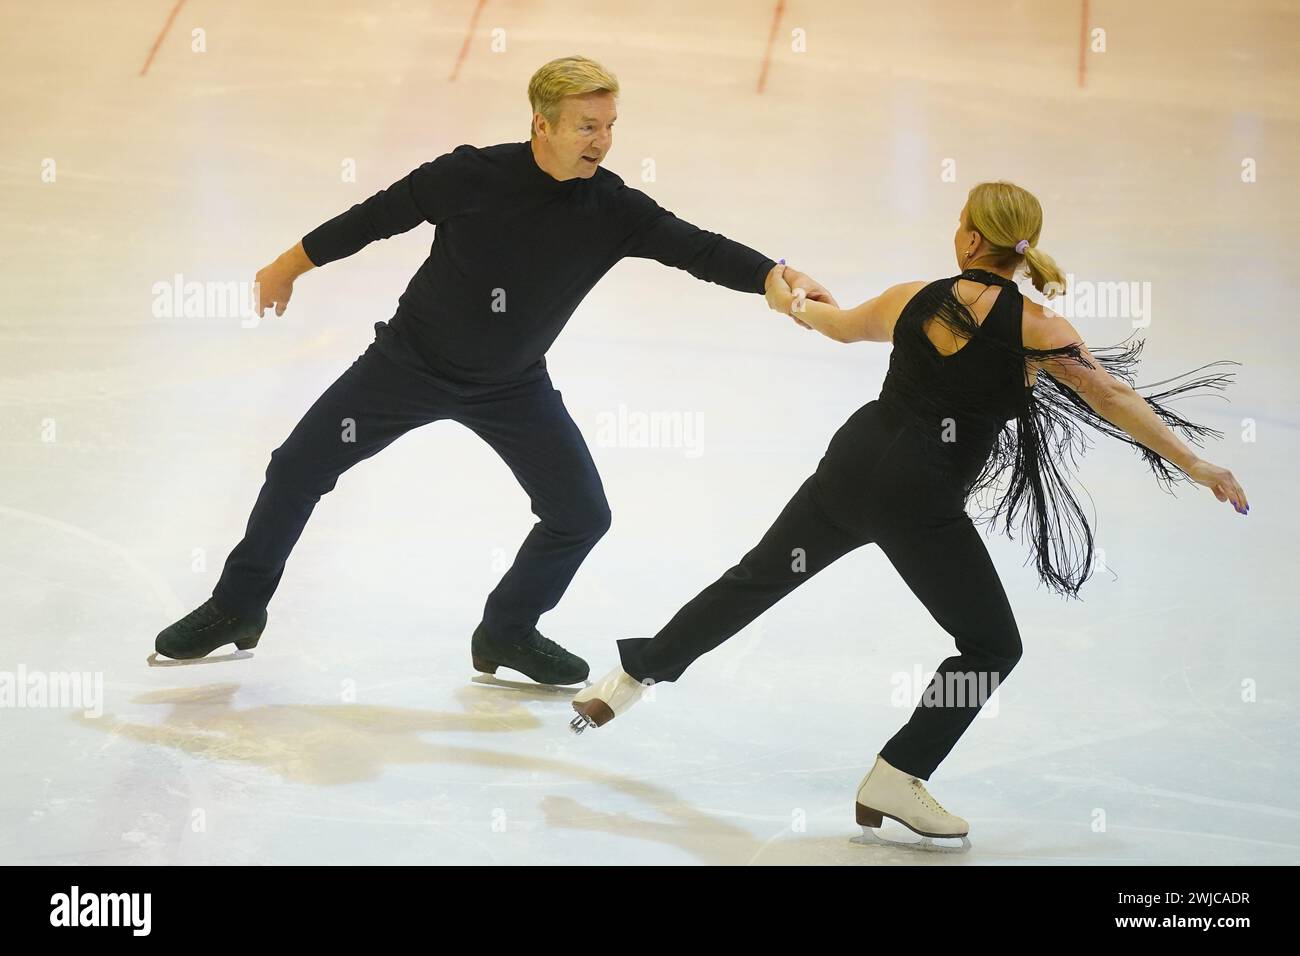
568, 181, 1248, 852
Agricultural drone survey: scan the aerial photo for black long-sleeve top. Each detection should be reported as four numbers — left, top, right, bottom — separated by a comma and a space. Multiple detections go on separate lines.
302, 141, 776, 386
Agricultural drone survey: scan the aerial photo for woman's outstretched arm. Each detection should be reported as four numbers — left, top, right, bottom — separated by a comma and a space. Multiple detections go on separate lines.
764, 268, 925, 343
1025, 305, 1250, 514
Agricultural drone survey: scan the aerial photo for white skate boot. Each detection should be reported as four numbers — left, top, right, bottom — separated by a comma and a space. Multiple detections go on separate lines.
568, 666, 648, 734
850, 754, 971, 853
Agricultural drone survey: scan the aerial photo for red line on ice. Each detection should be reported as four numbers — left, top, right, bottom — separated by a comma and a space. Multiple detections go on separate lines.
139, 0, 187, 77
1077, 0, 1090, 88
451, 0, 488, 82
757, 0, 786, 94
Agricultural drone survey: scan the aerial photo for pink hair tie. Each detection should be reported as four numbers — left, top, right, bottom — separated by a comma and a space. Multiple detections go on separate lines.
1015, 239, 1030, 254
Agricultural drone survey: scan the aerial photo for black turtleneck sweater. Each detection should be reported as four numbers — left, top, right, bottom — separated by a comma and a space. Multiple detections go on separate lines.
301, 141, 776, 386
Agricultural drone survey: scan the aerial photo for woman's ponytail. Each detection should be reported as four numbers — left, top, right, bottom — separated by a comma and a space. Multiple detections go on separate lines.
1023, 245, 1066, 299
967, 181, 1066, 298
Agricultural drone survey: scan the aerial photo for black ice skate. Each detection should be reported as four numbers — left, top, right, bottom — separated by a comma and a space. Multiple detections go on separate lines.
149, 598, 267, 666
471, 622, 588, 686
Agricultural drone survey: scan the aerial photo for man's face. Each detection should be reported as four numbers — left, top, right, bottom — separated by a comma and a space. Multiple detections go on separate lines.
536, 92, 616, 179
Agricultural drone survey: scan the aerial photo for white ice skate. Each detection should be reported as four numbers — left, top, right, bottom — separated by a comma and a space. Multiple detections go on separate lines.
568, 666, 648, 734
850, 754, 972, 853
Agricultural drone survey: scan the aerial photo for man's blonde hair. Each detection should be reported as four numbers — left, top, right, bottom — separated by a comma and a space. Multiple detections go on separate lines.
527, 56, 620, 137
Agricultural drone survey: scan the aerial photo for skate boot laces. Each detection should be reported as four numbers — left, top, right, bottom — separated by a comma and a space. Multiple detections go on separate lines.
910, 779, 949, 815
526, 630, 569, 661
181, 599, 227, 628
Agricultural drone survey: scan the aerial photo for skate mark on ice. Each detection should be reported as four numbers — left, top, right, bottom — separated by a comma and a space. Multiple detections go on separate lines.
1179, 662, 1284, 759
0, 329, 340, 406
1040, 774, 1300, 820
0, 504, 182, 616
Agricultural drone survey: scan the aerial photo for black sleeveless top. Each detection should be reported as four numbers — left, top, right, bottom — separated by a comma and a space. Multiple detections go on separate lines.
876, 269, 1237, 598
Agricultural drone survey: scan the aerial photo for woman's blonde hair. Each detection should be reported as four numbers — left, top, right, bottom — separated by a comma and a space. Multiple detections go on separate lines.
527, 56, 620, 137
966, 181, 1066, 298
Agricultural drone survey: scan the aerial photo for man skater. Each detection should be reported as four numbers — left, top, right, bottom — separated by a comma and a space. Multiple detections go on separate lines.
154, 55, 834, 684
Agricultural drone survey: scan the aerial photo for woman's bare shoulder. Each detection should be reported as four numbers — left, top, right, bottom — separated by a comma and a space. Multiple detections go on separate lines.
843, 281, 931, 344
1020, 296, 1062, 346
881, 280, 930, 310
1020, 295, 1092, 354
1020, 296, 1052, 321
871, 280, 931, 338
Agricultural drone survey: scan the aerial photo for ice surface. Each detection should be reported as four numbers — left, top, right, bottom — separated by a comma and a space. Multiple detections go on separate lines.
1, 0, 1295, 864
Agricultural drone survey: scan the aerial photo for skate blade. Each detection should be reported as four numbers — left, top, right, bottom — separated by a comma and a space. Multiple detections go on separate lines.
146, 650, 254, 667
850, 826, 971, 854
568, 712, 597, 735
470, 673, 578, 696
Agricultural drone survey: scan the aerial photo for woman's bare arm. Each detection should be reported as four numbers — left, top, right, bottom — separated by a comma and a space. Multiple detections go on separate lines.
765, 269, 925, 344
1024, 304, 1249, 514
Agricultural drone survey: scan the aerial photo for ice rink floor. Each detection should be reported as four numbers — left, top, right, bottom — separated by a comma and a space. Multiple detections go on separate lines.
2, 0, 1298, 864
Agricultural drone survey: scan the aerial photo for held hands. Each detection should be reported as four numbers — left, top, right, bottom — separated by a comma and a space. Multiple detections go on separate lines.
782, 265, 838, 308
1186, 459, 1250, 515
764, 264, 798, 315
766, 262, 834, 330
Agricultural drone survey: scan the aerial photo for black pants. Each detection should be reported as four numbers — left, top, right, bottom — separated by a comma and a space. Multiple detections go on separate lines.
213, 323, 611, 641
617, 399, 1023, 780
